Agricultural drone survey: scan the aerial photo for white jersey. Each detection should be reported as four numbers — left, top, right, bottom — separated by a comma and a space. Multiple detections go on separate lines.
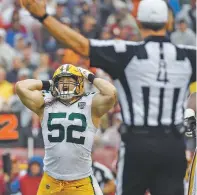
41, 91, 97, 180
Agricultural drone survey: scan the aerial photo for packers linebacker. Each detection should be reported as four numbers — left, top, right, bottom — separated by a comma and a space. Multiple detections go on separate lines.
15, 64, 117, 195
184, 92, 196, 195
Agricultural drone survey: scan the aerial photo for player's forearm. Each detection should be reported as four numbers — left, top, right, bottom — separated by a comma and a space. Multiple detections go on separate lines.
43, 16, 89, 56
93, 78, 117, 100
16, 79, 43, 92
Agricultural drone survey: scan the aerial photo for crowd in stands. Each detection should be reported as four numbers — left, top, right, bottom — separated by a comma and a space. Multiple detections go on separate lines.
0, 0, 196, 194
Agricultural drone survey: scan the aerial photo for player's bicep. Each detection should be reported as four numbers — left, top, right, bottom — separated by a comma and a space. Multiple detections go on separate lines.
17, 88, 44, 114
92, 93, 115, 118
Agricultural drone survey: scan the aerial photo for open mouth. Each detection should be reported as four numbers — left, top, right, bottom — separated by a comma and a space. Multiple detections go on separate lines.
63, 86, 69, 91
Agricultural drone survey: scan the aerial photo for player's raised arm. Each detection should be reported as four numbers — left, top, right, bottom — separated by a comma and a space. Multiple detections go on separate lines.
20, 0, 89, 56
15, 79, 45, 117
78, 67, 117, 118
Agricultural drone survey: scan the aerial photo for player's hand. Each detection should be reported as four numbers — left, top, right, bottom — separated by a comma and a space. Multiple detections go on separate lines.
20, 0, 46, 18
78, 67, 95, 83
49, 80, 59, 97
184, 116, 196, 137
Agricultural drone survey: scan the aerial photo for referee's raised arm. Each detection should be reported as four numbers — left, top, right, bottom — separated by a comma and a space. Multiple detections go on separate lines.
20, 0, 132, 75
21, 0, 90, 56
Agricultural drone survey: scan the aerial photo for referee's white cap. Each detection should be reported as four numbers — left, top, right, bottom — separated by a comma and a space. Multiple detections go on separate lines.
137, 0, 168, 23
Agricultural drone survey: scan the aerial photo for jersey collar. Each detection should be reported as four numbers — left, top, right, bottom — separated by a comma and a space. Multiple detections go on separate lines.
144, 36, 171, 43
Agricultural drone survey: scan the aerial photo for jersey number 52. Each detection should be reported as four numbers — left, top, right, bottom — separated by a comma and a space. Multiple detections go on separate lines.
47, 113, 87, 145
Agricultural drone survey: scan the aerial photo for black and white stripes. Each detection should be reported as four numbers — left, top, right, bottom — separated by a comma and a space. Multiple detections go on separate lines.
89, 37, 196, 127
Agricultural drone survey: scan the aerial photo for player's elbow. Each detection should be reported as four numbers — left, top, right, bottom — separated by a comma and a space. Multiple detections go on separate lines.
15, 81, 25, 95
108, 87, 117, 105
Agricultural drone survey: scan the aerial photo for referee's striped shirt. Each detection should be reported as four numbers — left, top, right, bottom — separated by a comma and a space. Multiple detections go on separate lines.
89, 36, 196, 127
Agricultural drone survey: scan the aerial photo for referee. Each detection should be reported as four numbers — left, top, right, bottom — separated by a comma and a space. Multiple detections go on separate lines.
21, 0, 196, 194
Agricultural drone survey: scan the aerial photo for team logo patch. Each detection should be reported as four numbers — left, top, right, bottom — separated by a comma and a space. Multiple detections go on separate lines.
78, 102, 86, 109
46, 184, 50, 189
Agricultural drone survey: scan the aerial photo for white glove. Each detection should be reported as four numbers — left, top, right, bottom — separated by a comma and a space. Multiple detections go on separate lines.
78, 67, 95, 83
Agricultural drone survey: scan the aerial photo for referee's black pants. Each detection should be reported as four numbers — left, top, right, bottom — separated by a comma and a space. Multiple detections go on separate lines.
116, 126, 187, 195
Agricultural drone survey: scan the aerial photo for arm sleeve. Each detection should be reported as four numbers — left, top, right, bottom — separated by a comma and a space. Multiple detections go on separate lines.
89, 39, 137, 78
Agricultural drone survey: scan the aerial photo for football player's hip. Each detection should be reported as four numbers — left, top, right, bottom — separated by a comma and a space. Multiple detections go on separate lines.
37, 172, 102, 195
43, 166, 92, 181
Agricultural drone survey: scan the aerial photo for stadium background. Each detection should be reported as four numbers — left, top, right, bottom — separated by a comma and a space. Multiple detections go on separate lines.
0, 0, 196, 194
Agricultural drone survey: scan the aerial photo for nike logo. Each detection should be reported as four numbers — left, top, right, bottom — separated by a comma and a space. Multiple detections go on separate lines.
76, 185, 84, 188
0, 121, 8, 130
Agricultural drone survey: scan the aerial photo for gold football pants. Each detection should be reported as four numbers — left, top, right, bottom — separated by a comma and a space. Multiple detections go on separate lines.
188, 150, 196, 195
37, 172, 102, 195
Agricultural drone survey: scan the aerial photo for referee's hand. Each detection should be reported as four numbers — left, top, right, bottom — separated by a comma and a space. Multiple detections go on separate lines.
20, 0, 46, 18
184, 116, 196, 138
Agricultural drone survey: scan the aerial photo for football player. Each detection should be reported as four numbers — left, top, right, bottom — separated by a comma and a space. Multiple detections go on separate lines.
184, 92, 196, 195
16, 64, 117, 195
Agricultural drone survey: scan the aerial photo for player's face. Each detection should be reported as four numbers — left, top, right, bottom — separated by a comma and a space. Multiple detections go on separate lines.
30, 163, 41, 176
58, 77, 77, 93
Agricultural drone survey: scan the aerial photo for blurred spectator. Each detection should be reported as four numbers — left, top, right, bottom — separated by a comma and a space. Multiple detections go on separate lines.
22, 43, 40, 71
10, 158, 20, 183
52, 48, 65, 70
60, 16, 72, 27
0, 160, 6, 195
9, 68, 33, 129
166, 3, 175, 35
5, 10, 27, 47
0, 28, 16, 71
46, 0, 56, 16
31, 113, 41, 138
170, 19, 196, 46
0, 0, 13, 13
10, 156, 43, 195
106, 1, 140, 39
0, 175, 6, 195
176, 0, 196, 33
0, 67, 13, 103
0, 16, 4, 29
100, 27, 112, 40
168, 0, 181, 15
41, 0, 68, 52
99, 0, 114, 27
1, 0, 36, 31
81, 15, 98, 38
62, 48, 80, 65
17, 68, 31, 82
54, 0, 67, 21
77, 1, 92, 26
14, 34, 26, 58
131, 0, 141, 18
1, 0, 21, 25
7, 57, 25, 83
33, 53, 53, 80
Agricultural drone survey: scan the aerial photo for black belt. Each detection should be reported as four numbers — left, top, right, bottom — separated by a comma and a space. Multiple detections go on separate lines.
118, 123, 185, 140
130, 126, 173, 135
